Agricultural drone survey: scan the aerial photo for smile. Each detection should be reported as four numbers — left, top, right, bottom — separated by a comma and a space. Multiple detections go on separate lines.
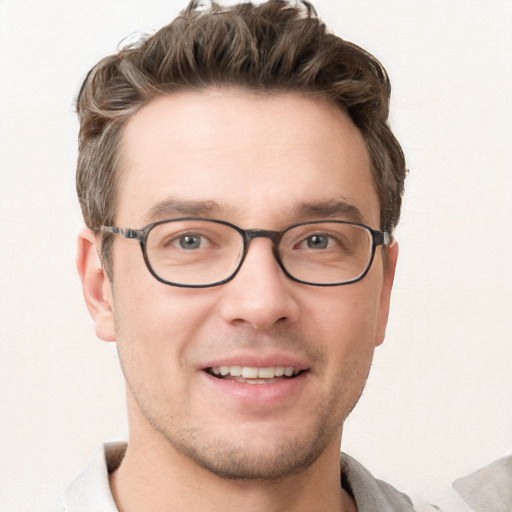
206, 366, 304, 384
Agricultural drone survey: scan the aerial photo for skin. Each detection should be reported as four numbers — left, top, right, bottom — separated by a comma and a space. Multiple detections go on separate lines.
77, 90, 398, 512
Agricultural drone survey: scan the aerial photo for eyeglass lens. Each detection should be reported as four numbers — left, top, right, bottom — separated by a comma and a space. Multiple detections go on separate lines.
144, 219, 374, 287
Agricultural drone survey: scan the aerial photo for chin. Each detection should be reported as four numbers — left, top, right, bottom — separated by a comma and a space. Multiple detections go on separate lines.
172, 433, 332, 481
150, 411, 342, 482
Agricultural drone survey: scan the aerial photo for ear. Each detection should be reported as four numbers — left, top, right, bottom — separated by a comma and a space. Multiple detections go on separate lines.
76, 227, 116, 342
375, 240, 399, 347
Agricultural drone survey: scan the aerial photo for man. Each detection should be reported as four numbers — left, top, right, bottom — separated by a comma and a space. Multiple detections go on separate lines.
65, 1, 413, 510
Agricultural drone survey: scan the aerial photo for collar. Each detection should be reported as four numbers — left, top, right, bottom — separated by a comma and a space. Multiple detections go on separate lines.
340, 452, 416, 511
61, 442, 125, 512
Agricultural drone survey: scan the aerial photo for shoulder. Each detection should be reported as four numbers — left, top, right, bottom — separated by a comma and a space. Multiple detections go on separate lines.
453, 455, 512, 512
340, 452, 439, 512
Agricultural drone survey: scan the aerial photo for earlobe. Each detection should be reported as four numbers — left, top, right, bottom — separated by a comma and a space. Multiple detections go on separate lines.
375, 240, 399, 347
76, 227, 116, 342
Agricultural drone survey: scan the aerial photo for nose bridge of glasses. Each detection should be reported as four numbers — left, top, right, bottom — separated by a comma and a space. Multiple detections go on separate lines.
232, 228, 285, 286
244, 228, 281, 245
241, 229, 283, 266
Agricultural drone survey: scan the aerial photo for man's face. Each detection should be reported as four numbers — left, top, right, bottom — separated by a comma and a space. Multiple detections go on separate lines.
91, 90, 396, 480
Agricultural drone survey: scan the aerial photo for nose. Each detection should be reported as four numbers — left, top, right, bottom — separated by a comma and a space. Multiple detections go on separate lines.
219, 238, 300, 329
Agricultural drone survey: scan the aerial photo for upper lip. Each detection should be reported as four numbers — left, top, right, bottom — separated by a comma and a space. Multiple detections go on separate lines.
200, 352, 311, 371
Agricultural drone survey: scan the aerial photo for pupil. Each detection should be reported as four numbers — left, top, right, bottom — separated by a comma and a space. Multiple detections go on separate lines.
180, 235, 200, 249
307, 235, 328, 249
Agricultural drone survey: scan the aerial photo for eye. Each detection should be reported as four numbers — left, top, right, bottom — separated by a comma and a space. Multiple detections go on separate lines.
176, 233, 207, 250
302, 233, 333, 250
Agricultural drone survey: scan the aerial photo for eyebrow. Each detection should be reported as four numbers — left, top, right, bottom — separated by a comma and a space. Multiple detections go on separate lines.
143, 197, 364, 225
143, 198, 225, 223
292, 199, 364, 223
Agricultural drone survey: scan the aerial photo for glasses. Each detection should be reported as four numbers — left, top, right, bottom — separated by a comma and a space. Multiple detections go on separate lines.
101, 218, 390, 288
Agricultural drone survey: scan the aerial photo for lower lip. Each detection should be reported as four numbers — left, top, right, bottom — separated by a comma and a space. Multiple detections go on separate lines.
200, 370, 309, 406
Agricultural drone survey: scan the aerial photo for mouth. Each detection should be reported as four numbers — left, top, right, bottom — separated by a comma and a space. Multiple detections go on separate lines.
205, 365, 306, 384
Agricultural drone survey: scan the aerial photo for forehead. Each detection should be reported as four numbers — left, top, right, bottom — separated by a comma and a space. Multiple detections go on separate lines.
117, 90, 379, 227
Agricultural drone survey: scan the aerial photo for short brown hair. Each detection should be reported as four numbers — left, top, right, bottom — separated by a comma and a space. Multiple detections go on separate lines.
76, 0, 406, 275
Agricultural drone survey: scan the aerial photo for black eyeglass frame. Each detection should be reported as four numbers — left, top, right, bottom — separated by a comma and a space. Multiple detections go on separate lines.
101, 217, 391, 288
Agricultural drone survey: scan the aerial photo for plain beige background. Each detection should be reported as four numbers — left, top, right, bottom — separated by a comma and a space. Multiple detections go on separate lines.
1, 1, 511, 510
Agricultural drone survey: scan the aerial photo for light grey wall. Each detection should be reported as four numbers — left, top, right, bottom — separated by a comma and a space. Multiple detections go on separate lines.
1, 1, 511, 510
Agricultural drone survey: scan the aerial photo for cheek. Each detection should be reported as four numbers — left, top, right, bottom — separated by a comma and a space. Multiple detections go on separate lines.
307, 282, 382, 342
304, 282, 383, 378
112, 289, 209, 413
111, 243, 216, 341
113, 285, 216, 348
111, 273, 229, 394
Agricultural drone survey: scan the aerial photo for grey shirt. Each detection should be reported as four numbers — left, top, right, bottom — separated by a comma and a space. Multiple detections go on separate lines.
453, 455, 512, 512
61, 442, 417, 511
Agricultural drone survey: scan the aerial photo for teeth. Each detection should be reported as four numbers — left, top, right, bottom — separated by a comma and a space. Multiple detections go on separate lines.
275, 367, 285, 377
209, 365, 300, 379
241, 367, 258, 379
258, 367, 275, 378
229, 365, 242, 377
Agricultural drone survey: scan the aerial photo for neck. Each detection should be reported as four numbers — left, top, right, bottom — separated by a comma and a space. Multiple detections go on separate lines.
110, 431, 355, 512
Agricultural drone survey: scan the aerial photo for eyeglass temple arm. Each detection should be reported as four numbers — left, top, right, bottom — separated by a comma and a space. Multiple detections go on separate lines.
376, 231, 391, 247
100, 226, 143, 241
